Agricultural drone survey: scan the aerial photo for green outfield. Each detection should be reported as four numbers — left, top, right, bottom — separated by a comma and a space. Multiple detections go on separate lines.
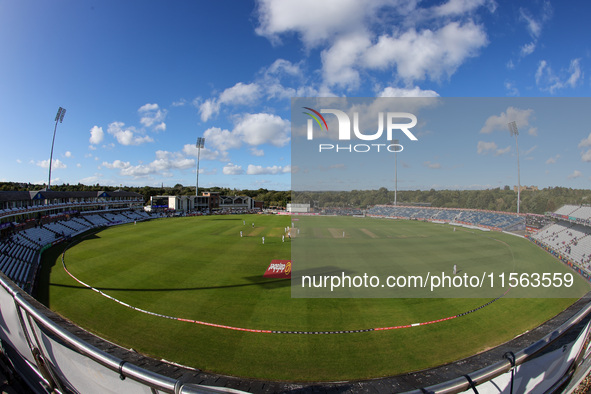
37, 214, 590, 381
292, 216, 589, 298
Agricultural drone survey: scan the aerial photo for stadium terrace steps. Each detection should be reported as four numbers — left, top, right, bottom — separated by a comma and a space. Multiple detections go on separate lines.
83, 214, 111, 227
16, 232, 41, 249
367, 205, 524, 231
531, 221, 591, 273
555, 204, 580, 216
79, 215, 97, 226
369, 204, 591, 276
0, 210, 156, 293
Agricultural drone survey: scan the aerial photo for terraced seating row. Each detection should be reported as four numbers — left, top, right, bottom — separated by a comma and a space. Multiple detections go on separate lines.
367, 205, 524, 231
0, 210, 155, 293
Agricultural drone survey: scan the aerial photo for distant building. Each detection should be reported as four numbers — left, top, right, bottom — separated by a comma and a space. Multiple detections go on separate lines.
0, 189, 144, 227
287, 203, 310, 213
149, 193, 263, 212
514, 185, 538, 193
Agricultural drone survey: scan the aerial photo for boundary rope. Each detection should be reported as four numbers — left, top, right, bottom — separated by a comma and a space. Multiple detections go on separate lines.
60, 246, 511, 335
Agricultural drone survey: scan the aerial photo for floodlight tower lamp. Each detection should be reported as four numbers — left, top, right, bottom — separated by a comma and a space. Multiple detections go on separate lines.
393, 139, 399, 206
48, 107, 66, 190
195, 137, 205, 199
508, 121, 521, 214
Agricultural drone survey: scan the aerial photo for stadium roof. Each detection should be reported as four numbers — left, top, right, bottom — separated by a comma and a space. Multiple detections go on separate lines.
0, 191, 31, 202
0, 190, 142, 202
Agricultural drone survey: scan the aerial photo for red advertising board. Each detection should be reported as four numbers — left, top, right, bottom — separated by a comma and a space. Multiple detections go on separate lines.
263, 259, 292, 278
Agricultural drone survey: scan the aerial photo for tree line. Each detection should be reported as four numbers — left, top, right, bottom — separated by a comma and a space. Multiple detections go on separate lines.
2, 182, 591, 214
293, 186, 591, 215
0, 182, 290, 209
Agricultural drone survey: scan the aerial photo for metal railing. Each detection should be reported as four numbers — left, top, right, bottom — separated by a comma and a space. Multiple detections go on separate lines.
0, 272, 246, 394
2, 258, 591, 393
405, 299, 591, 393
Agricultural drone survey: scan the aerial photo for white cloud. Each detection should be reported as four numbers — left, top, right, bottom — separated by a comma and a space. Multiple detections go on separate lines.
198, 99, 220, 122
234, 113, 290, 147
199, 113, 291, 151
223, 163, 244, 175
520, 2, 552, 39
514, 2, 551, 59
431, 0, 496, 17
423, 161, 441, 169
504, 81, 519, 96
139, 103, 159, 112
520, 42, 536, 57
149, 151, 194, 172
16, 159, 22, 164
480, 107, 534, 134
203, 127, 242, 151
566, 59, 583, 87
250, 148, 265, 157
535, 60, 547, 84
76, 163, 82, 168
519, 9, 542, 39
568, 170, 582, 179
262, 59, 316, 99
196, 59, 313, 122
581, 150, 591, 163
153, 122, 166, 132
35, 159, 66, 169
255, 0, 373, 47
528, 127, 538, 136
138, 103, 167, 131
264, 82, 297, 101
546, 154, 560, 164
182, 144, 229, 162
266, 58, 302, 76
78, 175, 102, 185
477, 141, 497, 154
494, 146, 511, 156
579, 133, 591, 148
219, 82, 261, 105
102, 151, 195, 178
199, 82, 261, 121
378, 86, 439, 97
101, 159, 130, 170
172, 98, 187, 107
255, 0, 491, 89
535, 58, 582, 93
321, 31, 371, 89
523, 145, 537, 156
363, 21, 488, 84
89, 126, 104, 145
246, 164, 291, 175
64, 151, 72, 158
107, 121, 154, 146
198, 58, 318, 122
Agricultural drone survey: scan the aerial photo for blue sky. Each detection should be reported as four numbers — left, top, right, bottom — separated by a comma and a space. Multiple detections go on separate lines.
0, 0, 590, 191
